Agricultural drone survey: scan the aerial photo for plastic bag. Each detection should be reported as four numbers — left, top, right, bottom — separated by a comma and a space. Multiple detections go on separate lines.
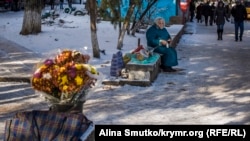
110, 51, 125, 77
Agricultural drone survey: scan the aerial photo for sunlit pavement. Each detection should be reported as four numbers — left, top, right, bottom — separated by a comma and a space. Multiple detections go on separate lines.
0, 19, 250, 140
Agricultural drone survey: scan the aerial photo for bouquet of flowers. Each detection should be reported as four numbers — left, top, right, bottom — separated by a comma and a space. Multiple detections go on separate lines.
31, 49, 99, 108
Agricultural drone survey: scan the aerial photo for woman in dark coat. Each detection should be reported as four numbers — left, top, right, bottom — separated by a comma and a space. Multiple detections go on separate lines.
189, 0, 196, 22
214, 1, 229, 40
202, 1, 211, 26
196, 3, 203, 23
146, 17, 178, 72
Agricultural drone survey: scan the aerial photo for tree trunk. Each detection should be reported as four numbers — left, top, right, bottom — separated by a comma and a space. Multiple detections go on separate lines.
116, 2, 136, 50
20, 0, 43, 35
130, 10, 139, 35
89, 0, 100, 58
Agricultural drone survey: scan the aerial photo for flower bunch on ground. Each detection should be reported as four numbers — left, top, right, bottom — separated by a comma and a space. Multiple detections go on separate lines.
31, 49, 98, 101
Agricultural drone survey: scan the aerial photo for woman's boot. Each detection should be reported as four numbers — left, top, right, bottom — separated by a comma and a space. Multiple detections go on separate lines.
220, 29, 223, 40
217, 29, 220, 40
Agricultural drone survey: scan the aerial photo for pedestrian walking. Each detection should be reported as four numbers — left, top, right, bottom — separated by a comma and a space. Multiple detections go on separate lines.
214, 1, 229, 40
202, 1, 211, 26
68, 0, 73, 9
196, 2, 203, 23
224, 2, 231, 18
50, 0, 55, 10
189, 0, 196, 22
231, 0, 248, 41
209, 2, 216, 26
12, 0, 19, 11
60, 0, 64, 9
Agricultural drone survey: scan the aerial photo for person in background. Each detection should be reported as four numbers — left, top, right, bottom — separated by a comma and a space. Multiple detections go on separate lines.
146, 17, 178, 72
231, 0, 247, 41
60, 0, 64, 10
50, 0, 55, 10
209, 2, 216, 26
189, 0, 196, 22
202, 1, 211, 26
224, 2, 231, 18
214, 1, 229, 40
68, 0, 73, 9
196, 2, 203, 23
12, 0, 19, 11
4, 0, 13, 10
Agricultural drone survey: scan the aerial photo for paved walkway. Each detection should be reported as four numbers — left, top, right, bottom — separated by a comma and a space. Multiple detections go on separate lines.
0, 36, 42, 82
0, 24, 184, 139
0, 37, 46, 139
1, 20, 250, 140
82, 21, 250, 125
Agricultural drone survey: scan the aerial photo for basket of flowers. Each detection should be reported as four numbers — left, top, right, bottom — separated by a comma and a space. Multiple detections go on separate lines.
31, 49, 99, 113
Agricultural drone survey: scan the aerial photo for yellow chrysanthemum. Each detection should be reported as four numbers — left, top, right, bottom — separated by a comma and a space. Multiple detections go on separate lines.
60, 66, 66, 73
75, 75, 83, 85
32, 78, 39, 82
40, 64, 48, 70
60, 75, 68, 85
75, 64, 83, 70
62, 85, 68, 91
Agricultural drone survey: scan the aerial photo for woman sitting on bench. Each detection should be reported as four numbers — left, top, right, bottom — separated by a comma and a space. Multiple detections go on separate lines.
146, 17, 178, 72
